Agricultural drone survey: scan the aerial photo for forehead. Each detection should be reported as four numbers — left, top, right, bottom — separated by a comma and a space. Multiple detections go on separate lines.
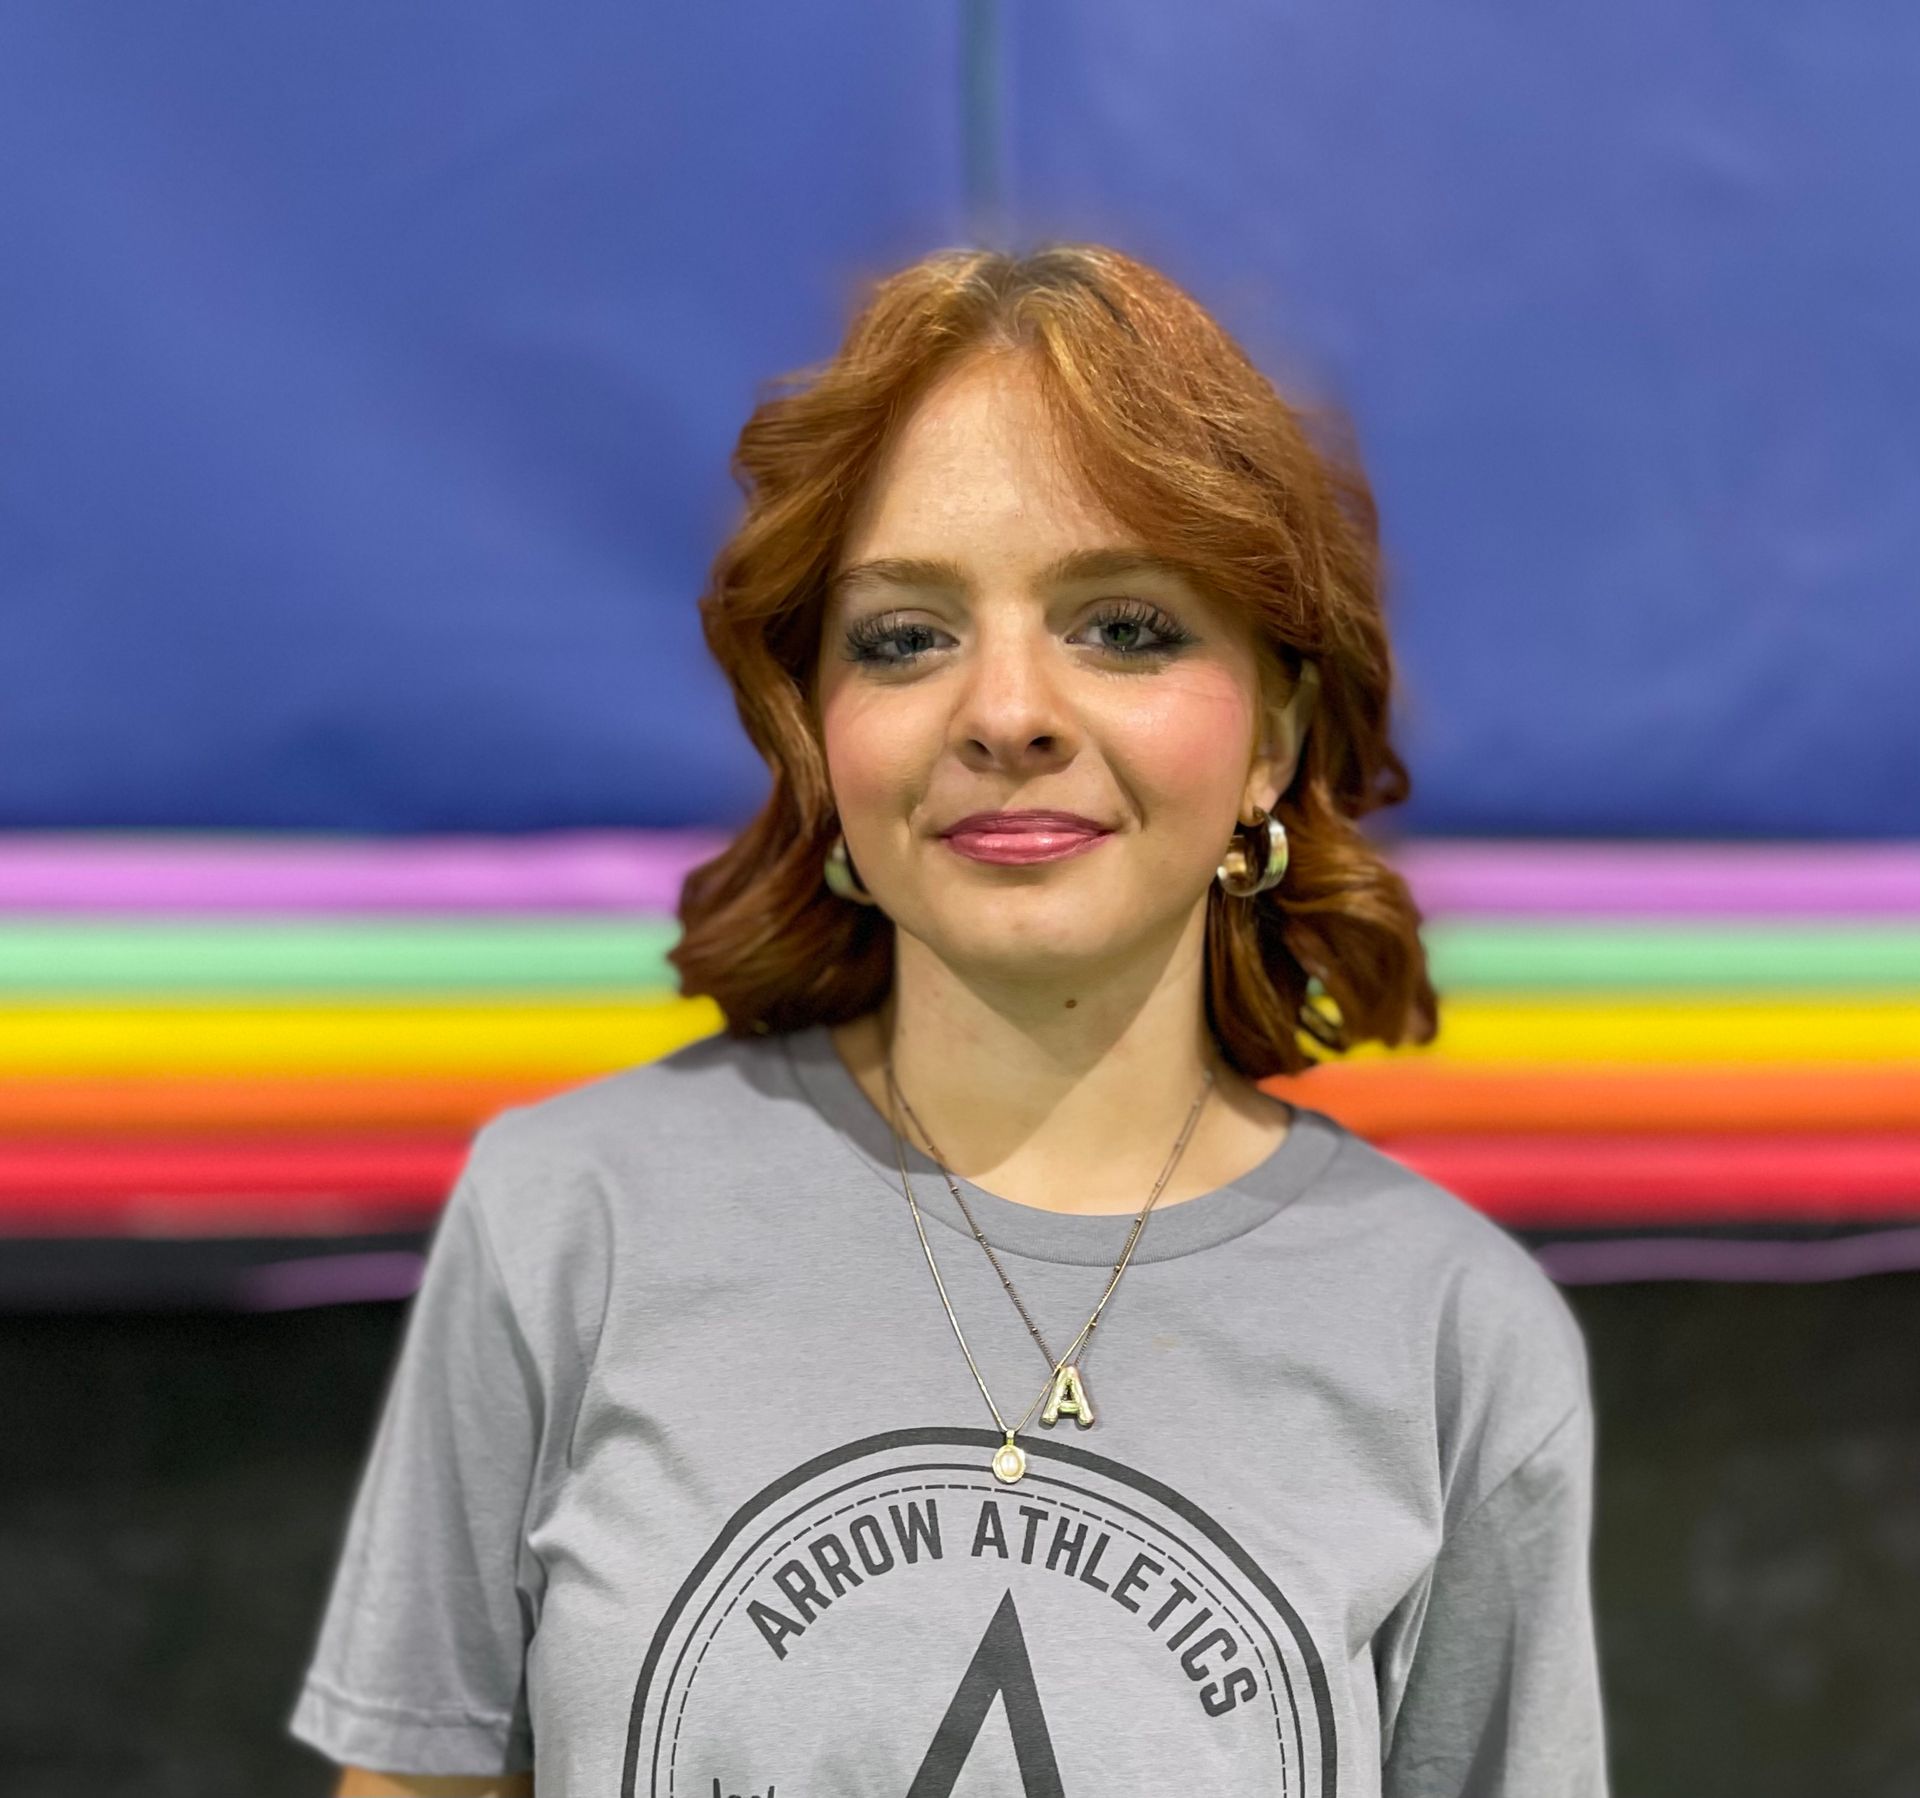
827, 545, 1212, 608
831, 358, 1193, 599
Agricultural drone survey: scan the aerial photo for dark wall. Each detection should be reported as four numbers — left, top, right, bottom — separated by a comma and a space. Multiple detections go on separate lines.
4, 1276, 1916, 1796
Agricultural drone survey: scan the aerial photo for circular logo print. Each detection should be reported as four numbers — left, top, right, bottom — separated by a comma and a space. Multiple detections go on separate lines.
622, 1426, 1337, 1796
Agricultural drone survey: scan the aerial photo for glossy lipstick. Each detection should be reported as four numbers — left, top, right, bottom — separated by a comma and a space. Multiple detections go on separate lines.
941, 810, 1114, 866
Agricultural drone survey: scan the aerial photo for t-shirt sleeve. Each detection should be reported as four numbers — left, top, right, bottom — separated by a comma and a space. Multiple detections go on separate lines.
1379, 1396, 1610, 1797
287, 1158, 544, 1777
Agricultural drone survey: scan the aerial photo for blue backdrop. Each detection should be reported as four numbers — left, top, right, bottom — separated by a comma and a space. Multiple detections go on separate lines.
3, 3, 1913, 837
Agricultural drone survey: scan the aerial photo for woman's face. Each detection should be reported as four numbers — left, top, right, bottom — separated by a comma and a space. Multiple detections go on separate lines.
813, 353, 1289, 985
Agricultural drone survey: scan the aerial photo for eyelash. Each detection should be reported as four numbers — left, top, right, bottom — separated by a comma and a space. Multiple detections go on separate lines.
841, 599, 1197, 668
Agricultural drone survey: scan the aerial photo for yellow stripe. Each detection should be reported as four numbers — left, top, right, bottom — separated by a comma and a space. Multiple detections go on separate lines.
0, 990, 1913, 1075
0, 995, 725, 1074
1332, 994, 1920, 1064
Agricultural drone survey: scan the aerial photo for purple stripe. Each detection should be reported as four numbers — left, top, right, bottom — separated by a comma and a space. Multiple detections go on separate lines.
236, 1250, 426, 1309
4, 830, 1916, 917
1393, 838, 1920, 917
1534, 1228, 1920, 1284
0, 828, 729, 913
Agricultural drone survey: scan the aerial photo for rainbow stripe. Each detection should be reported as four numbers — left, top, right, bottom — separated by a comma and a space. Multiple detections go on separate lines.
0, 831, 1914, 1255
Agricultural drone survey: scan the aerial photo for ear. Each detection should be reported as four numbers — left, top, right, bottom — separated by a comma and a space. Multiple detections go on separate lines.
1241, 657, 1321, 818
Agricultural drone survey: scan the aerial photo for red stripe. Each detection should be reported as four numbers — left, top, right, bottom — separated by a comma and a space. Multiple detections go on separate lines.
1379, 1133, 1920, 1224
0, 1136, 464, 1235
3, 1131, 1917, 1236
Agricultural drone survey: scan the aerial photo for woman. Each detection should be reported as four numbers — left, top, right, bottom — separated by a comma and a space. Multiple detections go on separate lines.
293, 243, 1607, 1796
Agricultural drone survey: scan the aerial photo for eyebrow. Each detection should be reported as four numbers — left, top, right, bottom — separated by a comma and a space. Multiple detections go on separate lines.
827, 546, 1205, 604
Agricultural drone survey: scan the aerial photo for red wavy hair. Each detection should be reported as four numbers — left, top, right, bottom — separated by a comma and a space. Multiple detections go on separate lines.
667, 241, 1438, 1079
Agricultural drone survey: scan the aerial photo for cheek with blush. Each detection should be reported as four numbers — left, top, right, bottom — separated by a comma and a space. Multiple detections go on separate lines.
818, 693, 933, 835
1104, 669, 1257, 830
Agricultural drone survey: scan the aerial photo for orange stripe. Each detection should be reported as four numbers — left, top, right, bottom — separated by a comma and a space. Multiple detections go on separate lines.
3, 1062, 1918, 1137
0, 1073, 581, 1135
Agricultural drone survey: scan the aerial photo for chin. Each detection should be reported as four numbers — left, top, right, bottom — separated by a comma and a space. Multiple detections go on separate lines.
928, 903, 1133, 972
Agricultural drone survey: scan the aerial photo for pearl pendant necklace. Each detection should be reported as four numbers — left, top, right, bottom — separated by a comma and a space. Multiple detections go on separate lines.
882, 1050, 1215, 1484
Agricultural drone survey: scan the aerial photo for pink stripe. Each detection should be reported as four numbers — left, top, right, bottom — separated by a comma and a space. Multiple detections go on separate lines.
1391, 837, 1920, 916
0, 828, 730, 913
3, 828, 1916, 917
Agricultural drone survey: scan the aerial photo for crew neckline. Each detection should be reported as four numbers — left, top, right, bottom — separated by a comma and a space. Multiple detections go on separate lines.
779, 1020, 1345, 1266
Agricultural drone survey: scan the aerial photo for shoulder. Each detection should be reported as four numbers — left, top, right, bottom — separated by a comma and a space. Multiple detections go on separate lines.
469, 1026, 794, 1180
439, 1028, 804, 1372
454, 1026, 800, 1272
1337, 1119, 1581, 1326
1298, 1111, 1594, 1505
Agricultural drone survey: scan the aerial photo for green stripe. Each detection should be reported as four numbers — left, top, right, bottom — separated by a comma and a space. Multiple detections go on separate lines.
0, 919, 683, 990
1423, 920, 1920, 989
0, 917, 1914, 993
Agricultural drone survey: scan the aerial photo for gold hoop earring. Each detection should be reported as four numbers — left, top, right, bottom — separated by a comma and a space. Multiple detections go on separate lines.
823, 831, 879, 906
1216, 808, 1289, 897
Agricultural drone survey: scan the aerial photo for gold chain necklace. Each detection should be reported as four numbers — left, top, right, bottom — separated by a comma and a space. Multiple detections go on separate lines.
881, 1049, 1216, 1484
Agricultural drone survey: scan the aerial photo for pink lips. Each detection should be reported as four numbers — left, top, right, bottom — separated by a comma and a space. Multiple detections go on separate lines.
941, 811, 1114, 866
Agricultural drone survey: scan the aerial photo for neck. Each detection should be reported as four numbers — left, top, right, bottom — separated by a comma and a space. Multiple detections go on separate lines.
830, 904, 1292, 1216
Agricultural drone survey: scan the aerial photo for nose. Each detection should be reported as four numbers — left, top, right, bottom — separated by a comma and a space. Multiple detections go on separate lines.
947, 612, 1079, 771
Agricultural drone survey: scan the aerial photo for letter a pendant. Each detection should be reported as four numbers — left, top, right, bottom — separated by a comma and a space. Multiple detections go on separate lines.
1039, 1361, 1095, 1429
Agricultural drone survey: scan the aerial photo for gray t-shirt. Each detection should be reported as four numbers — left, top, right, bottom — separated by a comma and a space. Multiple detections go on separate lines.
289, 1020, 1608, 1796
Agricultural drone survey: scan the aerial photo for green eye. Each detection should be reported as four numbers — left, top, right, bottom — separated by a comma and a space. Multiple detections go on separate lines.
1080, 599, 1195, 659
840, 598, 1196, 669
842, 613, 950, 666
